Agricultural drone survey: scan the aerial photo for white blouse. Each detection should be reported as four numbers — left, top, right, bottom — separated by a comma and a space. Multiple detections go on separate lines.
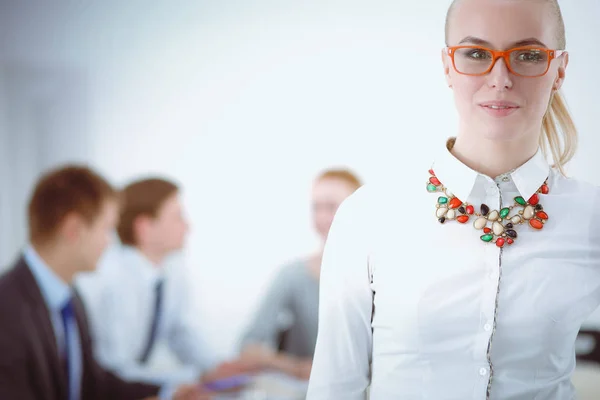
306, 139, 600, 400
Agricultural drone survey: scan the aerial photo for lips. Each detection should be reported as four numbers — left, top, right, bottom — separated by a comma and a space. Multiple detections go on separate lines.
479, 101, 520, 110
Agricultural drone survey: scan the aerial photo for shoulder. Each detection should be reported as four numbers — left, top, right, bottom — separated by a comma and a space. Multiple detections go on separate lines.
269, 260, 307, 287
551, 172, 600, 208
0, 261, 28, 305
0, 264, 31, 341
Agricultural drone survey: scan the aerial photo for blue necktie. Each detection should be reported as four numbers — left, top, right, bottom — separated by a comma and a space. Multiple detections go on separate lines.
139, 279, 164, 364
60, 298, 79, 400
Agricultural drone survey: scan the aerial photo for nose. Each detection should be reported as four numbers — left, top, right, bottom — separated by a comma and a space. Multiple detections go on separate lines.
487, 56, 513, 90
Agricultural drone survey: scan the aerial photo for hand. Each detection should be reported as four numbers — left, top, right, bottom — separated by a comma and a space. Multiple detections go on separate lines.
239, 344, 276, 370
291, 359, 312, 380
172, 384, 214, 400
201, 358, 259, 384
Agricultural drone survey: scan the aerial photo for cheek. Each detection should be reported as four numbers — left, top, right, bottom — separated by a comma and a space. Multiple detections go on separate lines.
452, 77, 481, 111
522, 80, 553, 114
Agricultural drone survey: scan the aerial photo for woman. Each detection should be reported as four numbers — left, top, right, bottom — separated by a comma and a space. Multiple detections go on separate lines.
239, 168, 362, 380
307, 0, 600, 399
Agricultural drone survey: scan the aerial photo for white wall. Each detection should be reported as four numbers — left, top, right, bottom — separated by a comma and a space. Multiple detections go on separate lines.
0, 64, 91, 270
0, 67, 9, 269
1, 0, 600, 355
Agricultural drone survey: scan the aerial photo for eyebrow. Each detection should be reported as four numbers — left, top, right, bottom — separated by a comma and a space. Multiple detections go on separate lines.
458, 36, 549, 48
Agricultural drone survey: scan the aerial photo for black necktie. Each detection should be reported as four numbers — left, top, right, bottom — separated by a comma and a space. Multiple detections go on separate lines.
138, 279, 164, 364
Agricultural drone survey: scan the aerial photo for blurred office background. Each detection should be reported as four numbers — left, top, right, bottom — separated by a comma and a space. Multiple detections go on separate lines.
0, 0, 599, 396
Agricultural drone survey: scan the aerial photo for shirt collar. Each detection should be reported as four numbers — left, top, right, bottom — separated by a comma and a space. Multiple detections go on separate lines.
121, 245, 165, 283
24, 244, 71, 311
431, 137, 550, 202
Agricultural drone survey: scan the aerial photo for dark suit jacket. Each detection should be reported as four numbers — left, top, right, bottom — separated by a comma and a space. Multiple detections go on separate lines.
0, 257, 161, 400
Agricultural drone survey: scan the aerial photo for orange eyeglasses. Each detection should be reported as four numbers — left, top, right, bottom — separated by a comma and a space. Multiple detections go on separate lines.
445, 46, 567, 77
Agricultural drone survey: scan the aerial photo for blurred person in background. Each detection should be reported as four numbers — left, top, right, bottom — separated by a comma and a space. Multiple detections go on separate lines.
76, 177, 250, 392
307, 0, 600, 399
238, 168, 362, 380
0, 166, 208, 400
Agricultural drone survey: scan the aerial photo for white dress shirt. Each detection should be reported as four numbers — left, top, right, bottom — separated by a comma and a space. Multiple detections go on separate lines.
76, 246, 218, 388
307, 139, 600, 400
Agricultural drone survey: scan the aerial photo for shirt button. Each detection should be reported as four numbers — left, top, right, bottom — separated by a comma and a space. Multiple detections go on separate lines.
502, 176, 510, 182
480, 368, 487, 376
484, 323, 492, 332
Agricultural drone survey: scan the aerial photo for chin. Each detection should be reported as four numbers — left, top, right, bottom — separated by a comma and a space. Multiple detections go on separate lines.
476, 121, 529, 143
84, 262, 100, 272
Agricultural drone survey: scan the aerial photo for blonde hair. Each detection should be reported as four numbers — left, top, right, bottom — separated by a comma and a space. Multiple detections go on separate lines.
316, 168, 362, 190
445, 0, 578, 175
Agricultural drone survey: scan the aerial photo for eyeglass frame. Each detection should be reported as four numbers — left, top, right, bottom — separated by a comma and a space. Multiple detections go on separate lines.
444, 45, 567, 78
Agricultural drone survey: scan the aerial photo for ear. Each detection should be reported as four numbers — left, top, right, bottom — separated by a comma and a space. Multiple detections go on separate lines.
442, 48, 453, 88
133, 214, 153, 242
553, 52, 569, 91
60, 213, 83, 243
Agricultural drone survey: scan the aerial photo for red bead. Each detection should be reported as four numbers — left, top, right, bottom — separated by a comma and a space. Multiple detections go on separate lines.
529, 218, 544, 230
449, 198, 463, 209
536, 211, 548, 220
483, 227, 492, 234
528, 194, 539, 205
496, 238, 505, 247
429, 169, 435, 175
507, 238, 514, 245
429, 177, 441, 186
466, 205, 474, 215
541, 184, 549, 195
457, 215, 469, 224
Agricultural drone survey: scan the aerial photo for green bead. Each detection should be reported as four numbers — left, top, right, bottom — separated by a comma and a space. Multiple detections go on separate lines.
427, 184, 437, 192
514, 196, 526, 206
480, 234, 494, 242
438, 196, 448, 204
500, 207, 510, 219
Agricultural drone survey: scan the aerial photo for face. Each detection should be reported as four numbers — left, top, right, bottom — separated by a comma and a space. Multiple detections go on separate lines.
312, 178, 357, 242
139, 193, 190, 254
443, 0, 568, 143
73, 199, 119, 272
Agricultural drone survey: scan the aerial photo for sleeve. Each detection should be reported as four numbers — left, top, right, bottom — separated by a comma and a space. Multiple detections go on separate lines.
0, 325, 36, 400
88, 360, 161, 400
167, 263, 220, 374
306, 188, 374, 400
239, 265, 295, 352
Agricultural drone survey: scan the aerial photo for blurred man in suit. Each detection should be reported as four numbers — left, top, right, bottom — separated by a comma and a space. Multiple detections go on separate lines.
0, 165, 210, 400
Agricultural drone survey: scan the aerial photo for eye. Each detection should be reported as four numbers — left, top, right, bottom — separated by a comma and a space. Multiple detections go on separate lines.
514, 50, 546, 63
466, 49, 491, 60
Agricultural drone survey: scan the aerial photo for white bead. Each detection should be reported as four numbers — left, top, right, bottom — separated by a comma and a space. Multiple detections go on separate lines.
511, 215, 522, 224
436, 207, 448, 218
493, 221, 504, 236
523, 205, 535, 220
487, 210, 499, 220
447, 209, 456, 220
474, 217, 487, 230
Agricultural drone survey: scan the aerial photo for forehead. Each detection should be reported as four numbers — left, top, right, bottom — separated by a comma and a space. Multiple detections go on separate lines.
312, 178, 356, 199
448, 0, 557, 48
157, 194, 182, 214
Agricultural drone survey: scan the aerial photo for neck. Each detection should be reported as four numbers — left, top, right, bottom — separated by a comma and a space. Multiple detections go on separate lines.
307, 246, 324, 280
450, 131, 539, 178
33, 242, 76, 284
136, 245, 166, 267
